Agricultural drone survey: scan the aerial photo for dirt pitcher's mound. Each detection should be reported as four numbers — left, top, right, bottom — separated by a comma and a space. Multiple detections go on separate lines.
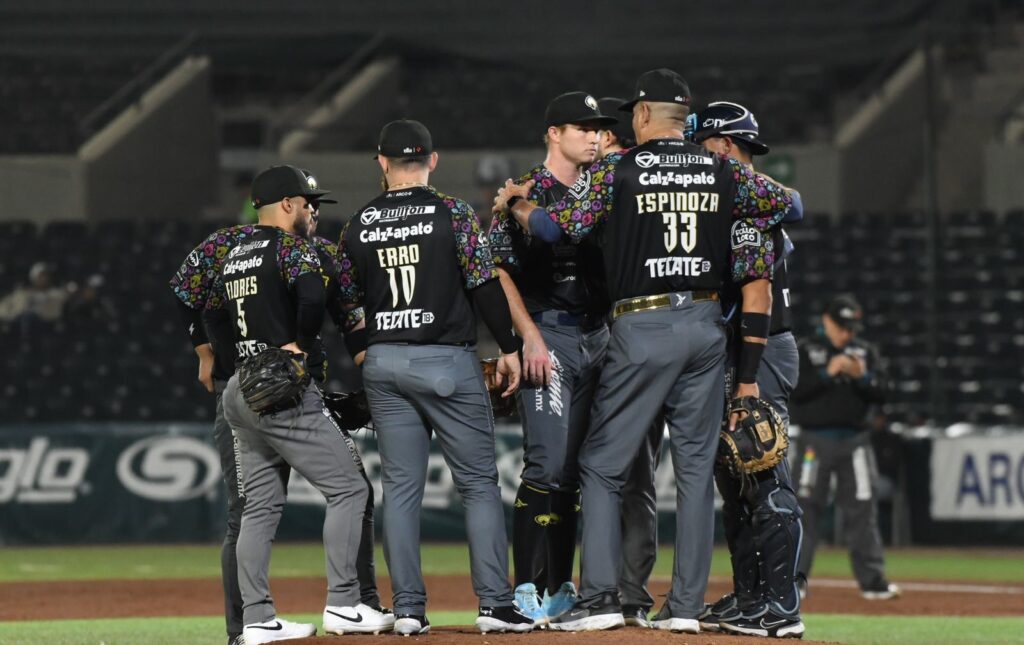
2, 575, 1020, 622
284, 626, 840, 645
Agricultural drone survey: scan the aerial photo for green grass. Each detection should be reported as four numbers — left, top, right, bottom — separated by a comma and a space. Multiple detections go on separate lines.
2, 544, 1021, 583
806, 615, 1024, 645
2, 613, 1022, 645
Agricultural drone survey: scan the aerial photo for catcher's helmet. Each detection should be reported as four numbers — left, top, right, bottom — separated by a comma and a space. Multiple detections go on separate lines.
691, 101, 769, 155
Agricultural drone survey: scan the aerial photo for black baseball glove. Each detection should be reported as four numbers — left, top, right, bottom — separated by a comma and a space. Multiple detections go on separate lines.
480, 357, 516, 418
238, 348, 311, 416
322, 389, 373, 431
718, 396, 789, 478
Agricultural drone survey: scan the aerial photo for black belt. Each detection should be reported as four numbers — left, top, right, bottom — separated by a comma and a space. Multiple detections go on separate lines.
530, 310, 606, 332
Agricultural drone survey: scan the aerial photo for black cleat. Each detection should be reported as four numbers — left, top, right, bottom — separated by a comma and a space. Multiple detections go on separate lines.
476, 605, 535, 633
548, 592, 625, 632
622, 604, 650, 628
720, 609, 805, 639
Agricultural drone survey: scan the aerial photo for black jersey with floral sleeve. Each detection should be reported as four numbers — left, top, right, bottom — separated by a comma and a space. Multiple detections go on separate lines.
536, 138, 793, 302
208, 225, 323, 365
338, 186, 495, 346
170, 224, 258, 381
488, 164, 606, 316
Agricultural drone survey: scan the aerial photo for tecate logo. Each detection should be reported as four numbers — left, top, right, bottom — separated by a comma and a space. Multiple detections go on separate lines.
117, 436, 221, 502
0, 437, 90, 504
634, 151, 713, 168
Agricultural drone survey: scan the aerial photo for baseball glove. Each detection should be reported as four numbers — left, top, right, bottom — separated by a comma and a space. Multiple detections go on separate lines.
718, 396, 789, 477
322, 389, 373, 431
238, 348, 311, 416
481, 357, 516, 418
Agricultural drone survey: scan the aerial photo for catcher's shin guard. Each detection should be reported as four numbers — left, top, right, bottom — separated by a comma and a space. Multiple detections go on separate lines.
752, 486, 803, 615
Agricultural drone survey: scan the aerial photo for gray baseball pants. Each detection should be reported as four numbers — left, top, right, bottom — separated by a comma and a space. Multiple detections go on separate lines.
213, 385, 244, 640
577, 298, 726, 619
362, 343, 513, 614
617, 419, 663, 611
518, 318, 608, 491
223, 376, 368, 625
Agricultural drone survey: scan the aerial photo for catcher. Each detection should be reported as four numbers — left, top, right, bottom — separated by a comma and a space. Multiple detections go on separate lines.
692, 102, 805, 639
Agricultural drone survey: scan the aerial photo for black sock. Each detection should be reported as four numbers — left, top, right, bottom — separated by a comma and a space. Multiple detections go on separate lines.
545, 488, 580, 595
512, 482, 551, 588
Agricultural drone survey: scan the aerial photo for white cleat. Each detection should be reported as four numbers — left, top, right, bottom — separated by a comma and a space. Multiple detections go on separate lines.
242, 617, 316, 644
323, 602, 396, 635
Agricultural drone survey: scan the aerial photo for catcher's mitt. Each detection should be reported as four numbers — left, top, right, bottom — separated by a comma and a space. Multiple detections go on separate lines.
481, 357, 516, 418
718, 396, 789, 477
238, 348, 311, 416
323, 389, 373, 431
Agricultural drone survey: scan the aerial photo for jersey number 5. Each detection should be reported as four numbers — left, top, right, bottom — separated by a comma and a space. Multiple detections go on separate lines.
235, 298, 248, 337
663, 211, 697, 253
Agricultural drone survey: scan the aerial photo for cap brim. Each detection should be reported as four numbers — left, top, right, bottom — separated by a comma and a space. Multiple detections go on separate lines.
303, 189, 331, 201
748, 139, 770, 155
313, 197, 338, 204
557, 115, 619, 127
618, 98, 640, 112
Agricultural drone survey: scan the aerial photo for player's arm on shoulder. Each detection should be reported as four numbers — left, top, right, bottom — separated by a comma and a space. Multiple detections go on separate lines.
725, 157, 793, 227
504, 154, 619, 243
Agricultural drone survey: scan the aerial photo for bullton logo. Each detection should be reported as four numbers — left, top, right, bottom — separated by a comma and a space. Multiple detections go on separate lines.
634, 151, 713, 169
360, 204, 436, 226
117, 436, 221, 502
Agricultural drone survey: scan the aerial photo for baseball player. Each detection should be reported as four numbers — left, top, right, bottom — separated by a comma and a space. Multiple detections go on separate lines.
791, 295, 900, 600
690, 101, 806, 639
496, 68, 793, 633
337, 119, 533, 635
170, 169, 389, 644
210, 165, 393, 644
171, 223, 257, 645
487, 91, 617, 624
596, 96, 665, 628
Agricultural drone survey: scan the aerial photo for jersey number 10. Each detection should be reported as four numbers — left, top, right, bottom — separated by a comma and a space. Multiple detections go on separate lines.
386, 266, 417, 307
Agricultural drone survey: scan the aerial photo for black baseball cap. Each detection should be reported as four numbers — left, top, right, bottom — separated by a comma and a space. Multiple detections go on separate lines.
545, 91, 617, 128
619, 68, 692, 112
251, 165, 332, 209
377, 119, 433, 158
597, 97, 636, 145
825, 295, 864, 332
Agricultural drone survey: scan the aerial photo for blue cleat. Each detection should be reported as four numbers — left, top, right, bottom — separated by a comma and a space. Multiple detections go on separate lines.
543, 581, 578, 620
514, 583, 548, 625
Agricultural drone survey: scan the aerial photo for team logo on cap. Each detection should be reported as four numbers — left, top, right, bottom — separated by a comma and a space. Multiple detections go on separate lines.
307, 175, 318, 190
585, 95, 597, 110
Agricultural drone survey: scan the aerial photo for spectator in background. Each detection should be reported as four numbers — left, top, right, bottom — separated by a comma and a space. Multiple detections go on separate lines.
0, 262, 71, 335
790, 295, 900, 600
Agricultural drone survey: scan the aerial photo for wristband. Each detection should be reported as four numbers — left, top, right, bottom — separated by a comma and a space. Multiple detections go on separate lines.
737, 340, 766, 384
507, 196, 522, 210
740, 312, 770, 339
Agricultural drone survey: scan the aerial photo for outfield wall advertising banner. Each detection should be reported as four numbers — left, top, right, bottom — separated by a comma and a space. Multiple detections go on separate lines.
930, 436, 1024, 520
1, 422, 685, 544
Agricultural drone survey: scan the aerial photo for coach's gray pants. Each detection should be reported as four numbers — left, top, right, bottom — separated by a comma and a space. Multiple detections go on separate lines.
363, 343, 513, 614
618, 419, 663, 610
224, 376, 368, 625
578, 300, 725, 618
518, 319, 609, 491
